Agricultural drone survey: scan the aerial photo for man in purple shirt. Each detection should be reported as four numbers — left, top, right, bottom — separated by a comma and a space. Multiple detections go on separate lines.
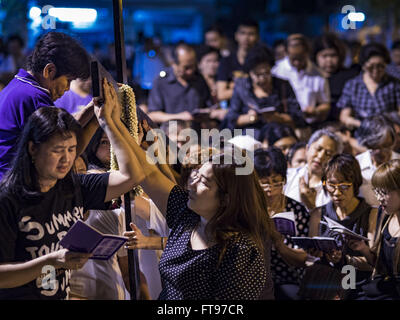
0, 32, 91, 180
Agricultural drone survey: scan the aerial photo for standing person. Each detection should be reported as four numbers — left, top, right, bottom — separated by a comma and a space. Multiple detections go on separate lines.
272, 34, 330, 129
254, 147, 309, 300
0, 79, 145, 299
0, 32, 93, 181
285, 129, 343, 210
308, 153, 378, 300
312, 33, 359, 122
216, 19, 260, 102
147, 43, 212, 124
349, 159, 400, 299
355, 115, 400, 206
337, 43, 400, 129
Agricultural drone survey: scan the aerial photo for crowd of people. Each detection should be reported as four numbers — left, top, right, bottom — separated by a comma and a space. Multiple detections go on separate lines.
1, 17, 400, 301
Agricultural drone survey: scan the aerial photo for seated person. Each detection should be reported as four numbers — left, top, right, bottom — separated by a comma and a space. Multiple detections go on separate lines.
355, 115, 400, 207
285, 129, 343, 210
287, 142, 307, 169
147, 43, 212, 124
338, 43, 400, 129
259, 122, 298, 156
224, 45, 305, 140
308, 153, 378, 300
255, 147, 309, 300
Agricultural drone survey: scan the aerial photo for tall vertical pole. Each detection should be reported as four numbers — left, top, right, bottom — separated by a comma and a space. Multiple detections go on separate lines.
112, 0, 139, 300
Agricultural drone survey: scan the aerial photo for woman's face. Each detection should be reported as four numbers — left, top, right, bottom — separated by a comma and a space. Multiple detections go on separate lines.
374, 189, 400, 215
307, 136, 337, 176
363, 55, 386, 83
198, 52, 219, 78
249, 62, 272, 87
96, 133, 111, 167
290, 147, 306, 168
29, 132, 77, 183
325, 173, 355, 208
187, 162, 220, 220
316, 48, 340, 75
274, 136, 297, 157
259, 172, 285, 199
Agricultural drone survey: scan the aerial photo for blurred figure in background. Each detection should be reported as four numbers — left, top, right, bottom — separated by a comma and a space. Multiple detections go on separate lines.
313, 33, 359, 122
54, 78, 92, 114
355, 115, 400, 207
204, 25, 230, 58
338, 43, 400, 130
272, 33, 330, 128
273, 39, 286, 62
216, 19, 260, 102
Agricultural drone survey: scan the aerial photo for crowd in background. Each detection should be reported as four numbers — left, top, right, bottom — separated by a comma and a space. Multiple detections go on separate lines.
1, 18, 400, 301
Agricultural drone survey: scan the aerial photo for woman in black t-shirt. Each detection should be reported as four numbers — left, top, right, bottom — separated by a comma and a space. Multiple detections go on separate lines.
0, 79, 145, 299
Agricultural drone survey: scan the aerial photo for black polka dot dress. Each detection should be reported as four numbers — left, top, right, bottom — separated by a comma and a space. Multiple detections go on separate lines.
158, 186, 271, 300
271, 197, 310, 285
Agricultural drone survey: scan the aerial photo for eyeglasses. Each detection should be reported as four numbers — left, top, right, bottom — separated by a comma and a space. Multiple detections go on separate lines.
323, 181, 352, 193
259, 181, 285, 189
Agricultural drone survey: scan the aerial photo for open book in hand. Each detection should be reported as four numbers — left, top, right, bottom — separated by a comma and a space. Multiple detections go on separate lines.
321, 216, 369, 242
59, 220, 128, 260
248, 103, 277, 114
272, 211, 297, 237
291, 236, 341, 253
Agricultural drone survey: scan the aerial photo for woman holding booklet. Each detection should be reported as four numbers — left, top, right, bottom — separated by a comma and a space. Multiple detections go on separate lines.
348, 159, 400, 299
254, 147, 309, 300
223, 45, 305, 140
0, 79, 145, 299
305, 153, 378, 299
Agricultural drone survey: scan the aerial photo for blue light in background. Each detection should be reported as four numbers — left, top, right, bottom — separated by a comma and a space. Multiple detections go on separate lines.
148, 49, 156, 58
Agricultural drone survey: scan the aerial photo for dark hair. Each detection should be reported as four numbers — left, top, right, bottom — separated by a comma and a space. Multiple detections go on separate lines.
359, 42, 391, 66
254, 147, 287, 180
205, 25, 224, 36
171, 43, 195, 64
273, 39, 285, 49
84, 127, 109, 170
287, 141, 307, 165
244, 44, 275, 73
322, 153, 363, 196
391, 40, 400, 51
196, 45, 221, 63
285, 34, 311, 52
27, 32, 90, 79
259, 122, 296, 146
0, 107, 82, 201
312, 33, 346, 69
355, 115, 395, 149
7, 34, 24, 48
237, 19, 259, 33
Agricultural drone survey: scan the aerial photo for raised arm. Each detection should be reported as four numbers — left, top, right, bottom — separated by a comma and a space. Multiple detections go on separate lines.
111, 108, 176, 216
94, 79, 145, 202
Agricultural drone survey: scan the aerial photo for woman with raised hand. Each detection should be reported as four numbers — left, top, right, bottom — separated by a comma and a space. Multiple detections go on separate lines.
0, 79, 144, 299
120, 117, 281, 298
284, 129, 343, 210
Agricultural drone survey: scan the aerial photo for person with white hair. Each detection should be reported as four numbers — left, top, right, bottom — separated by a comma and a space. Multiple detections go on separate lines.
284, 129, 343, 210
